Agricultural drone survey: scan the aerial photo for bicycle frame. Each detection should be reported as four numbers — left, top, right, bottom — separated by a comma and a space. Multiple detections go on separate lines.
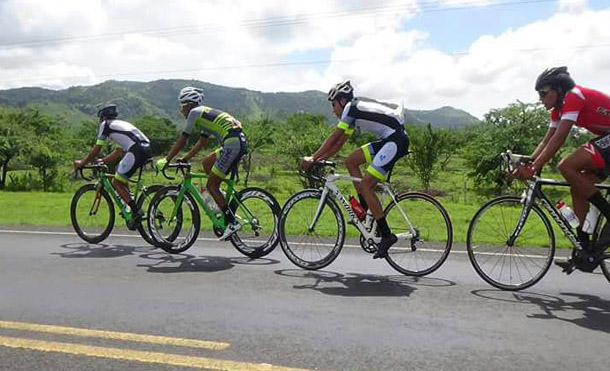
89, 170, 144, 222
309, 170, 417, 243
166, 169, 257, 231
509, 176, 610, 250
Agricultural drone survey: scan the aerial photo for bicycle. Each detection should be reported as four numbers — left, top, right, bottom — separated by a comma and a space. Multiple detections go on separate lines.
147, 161, 281, 258
466, 151, 610, 290
70, 161, 163, 245
278, 161, 453, 276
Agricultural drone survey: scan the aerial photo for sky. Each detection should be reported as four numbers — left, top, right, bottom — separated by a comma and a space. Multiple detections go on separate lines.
0, 0, 609, 118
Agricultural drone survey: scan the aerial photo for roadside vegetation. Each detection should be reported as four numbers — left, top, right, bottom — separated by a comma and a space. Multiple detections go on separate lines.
0, 102, 588, 246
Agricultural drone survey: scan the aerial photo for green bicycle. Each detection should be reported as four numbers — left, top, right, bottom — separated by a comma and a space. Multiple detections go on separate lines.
70, 161, 167, 245
147, 162, 281, 258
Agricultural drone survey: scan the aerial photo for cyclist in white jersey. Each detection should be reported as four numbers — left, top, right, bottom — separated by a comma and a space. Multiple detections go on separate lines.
74, 104, 152, 229
301, 81, 409, 259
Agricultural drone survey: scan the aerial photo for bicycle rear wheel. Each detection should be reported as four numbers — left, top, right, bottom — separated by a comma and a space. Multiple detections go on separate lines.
147, 185, 200, 253
384, 192, 453, 276
70, 184, 115, 244
279, 189, 345, 270
467, 196, 555, 291
228, 187, 281, 258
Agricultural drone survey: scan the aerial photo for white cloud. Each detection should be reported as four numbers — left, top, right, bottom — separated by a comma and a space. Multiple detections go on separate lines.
0, 0, 609, 119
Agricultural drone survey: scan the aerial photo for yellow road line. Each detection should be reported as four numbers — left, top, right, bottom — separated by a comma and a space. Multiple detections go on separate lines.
0, 335, 308, 371
0, 320, 229, 350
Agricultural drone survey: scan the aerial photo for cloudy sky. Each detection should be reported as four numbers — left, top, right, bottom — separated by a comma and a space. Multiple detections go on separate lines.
0, 0, 609, 117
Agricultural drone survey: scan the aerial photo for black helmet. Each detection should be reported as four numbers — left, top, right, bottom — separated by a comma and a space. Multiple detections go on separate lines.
97, 104, 118, 121
534, 66, 575, 93
328, 80, 354, 101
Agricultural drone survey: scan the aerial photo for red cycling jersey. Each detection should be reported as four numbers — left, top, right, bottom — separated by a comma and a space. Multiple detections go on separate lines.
549, 85, 610, 135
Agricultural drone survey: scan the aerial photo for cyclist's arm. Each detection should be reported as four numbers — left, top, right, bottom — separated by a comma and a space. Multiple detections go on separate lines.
100, 147, 123, 164
312, 128, 350, 162
165, 133, 188, 161
531, 120, 574, 172
531, 127, 556, 159
183, 136, 208, 162
77, 144, 103, 168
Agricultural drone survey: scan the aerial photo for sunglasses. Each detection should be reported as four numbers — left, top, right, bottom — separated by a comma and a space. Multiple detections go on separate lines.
537, 87, 552, 99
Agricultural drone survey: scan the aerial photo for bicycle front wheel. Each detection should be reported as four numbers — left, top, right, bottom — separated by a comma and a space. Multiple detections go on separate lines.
384, 192, 453, 276
228, 187, 281, 258
136, 184, 163, 246
279, 189, 345, 270
467, 196, 555, 291
147, 185, 200, 253
70, 184, 115, 244
601, 251, 610, 284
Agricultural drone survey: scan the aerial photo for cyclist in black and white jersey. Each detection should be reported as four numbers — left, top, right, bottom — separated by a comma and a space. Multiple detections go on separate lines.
74, 104, 152, 229
301, 80, 409, 259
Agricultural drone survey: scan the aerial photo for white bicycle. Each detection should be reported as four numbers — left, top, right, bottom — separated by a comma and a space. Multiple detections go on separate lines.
278, 161, 453, 276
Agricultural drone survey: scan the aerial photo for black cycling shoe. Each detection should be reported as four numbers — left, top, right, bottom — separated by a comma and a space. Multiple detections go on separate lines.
126, 210, 142, 231
373, 234, 397, 259
554, 259, 576, 275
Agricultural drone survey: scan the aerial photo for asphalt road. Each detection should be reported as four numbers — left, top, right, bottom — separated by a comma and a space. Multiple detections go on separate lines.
0, 229, 608, 371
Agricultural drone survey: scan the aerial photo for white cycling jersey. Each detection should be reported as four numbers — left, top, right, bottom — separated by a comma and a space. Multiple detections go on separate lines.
337, 97, 405, 139
96, 119, 150, 150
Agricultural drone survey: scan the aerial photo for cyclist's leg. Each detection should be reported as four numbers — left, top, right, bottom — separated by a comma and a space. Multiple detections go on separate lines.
114, 144, 151, 216
208, 133, 246, 235
201, 149, 219, 175
364, 136, 409, 259
558, 146, 603, 222
351, 140, 390, 210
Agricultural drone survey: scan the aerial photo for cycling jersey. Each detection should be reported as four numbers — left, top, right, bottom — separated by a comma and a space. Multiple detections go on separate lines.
549, 85, 610, 135
337, 97, 405, 139
183, 105, 243, 143
96, 119, 150, 150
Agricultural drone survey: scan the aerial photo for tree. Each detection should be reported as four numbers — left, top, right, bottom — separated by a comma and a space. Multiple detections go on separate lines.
133, 116, 178, 156
0, 112, 23, 189
30, 141, 63, 191
275, 113, 332, 164
463, 101, 549, 194
242, 116, 275, 186
407, 123, 451, 191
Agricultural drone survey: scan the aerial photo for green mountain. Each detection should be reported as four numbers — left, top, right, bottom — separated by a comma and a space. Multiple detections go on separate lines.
0, 79, 479, 127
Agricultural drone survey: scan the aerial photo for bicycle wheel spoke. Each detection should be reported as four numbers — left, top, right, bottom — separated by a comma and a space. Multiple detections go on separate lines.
467, 197, 554, 290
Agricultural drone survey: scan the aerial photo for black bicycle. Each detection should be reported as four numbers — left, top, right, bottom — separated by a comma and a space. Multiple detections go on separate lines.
466, 151, 610, 290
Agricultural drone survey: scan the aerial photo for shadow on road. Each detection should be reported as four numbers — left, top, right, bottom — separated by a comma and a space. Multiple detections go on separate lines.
472, 289, 610, 333
53, 243, 155, 258
136, 251, 235, 273
275, 269, 423, 297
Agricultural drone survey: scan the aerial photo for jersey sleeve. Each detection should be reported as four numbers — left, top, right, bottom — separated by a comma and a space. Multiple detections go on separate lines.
560, 91, 585, 123
183, 109, 199, 136
549, 109, 560, 128
96, 122, 107, 145
337, 102, 356, 135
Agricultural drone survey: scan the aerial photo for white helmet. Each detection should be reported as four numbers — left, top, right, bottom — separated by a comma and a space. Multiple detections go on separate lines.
328, 80, 354, 101
178, 87, 204, 106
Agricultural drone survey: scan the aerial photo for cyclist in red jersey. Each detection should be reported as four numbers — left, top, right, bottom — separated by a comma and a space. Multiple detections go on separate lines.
513, 66, 610, 273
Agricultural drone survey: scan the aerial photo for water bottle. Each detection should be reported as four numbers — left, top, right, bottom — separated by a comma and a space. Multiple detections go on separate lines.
349, 196, 366, 221
200, 187, 220, 213
557, 201, 579, 229
582, 205, 600, 234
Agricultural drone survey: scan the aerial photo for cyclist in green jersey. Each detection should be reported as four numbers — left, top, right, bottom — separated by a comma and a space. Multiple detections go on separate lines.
156, 87, 248, 240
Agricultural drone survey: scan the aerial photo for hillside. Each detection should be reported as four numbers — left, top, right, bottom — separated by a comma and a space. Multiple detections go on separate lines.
0, 80, 479, 127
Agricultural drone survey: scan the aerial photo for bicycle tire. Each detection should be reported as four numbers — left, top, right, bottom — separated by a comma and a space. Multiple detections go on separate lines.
466, 196, 555, 291
279, 189, 345, 270
384, 192, 453, 276
70, 184, 115, 244
147, 185, 200, 253
228, 187, 281, 258
601, 251, 610, 283
136, 184, 163, 246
